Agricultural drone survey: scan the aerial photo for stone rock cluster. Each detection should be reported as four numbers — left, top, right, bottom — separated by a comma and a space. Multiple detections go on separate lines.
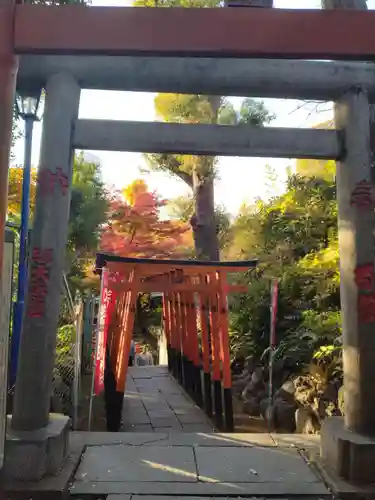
232, 356, 343, 433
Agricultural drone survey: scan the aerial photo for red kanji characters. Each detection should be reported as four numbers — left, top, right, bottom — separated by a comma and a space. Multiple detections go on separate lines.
32, 247, 53, 264
27, 247, 54, 319
350, 180, 373, 210
354, 263, 374, 292
39, 167, 69, 197
358, 293, 375, 324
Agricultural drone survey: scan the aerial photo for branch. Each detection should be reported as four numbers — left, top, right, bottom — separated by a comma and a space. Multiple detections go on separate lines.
176, 170, 194, 188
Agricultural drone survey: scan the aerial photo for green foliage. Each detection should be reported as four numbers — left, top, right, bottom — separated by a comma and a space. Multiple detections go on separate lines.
68, 153, 108, 254
228, 173, 341, 377
66, 154, 109, 293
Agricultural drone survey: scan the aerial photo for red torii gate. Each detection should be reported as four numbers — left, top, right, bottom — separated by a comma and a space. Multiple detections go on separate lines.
95, 253, 257, 432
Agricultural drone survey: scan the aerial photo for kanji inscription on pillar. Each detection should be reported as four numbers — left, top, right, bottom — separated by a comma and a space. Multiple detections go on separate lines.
27, 247, 53, 318
354, 263, 374, 291
350, 179, 373, 210
39, 167, 69, 197
358, 293, 375, 324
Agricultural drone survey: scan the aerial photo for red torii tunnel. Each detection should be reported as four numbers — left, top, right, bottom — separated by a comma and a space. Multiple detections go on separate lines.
95, 253, 257, 432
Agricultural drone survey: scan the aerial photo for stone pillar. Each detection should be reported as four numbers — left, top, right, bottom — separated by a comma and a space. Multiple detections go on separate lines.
319, 0, 375, 484
5, 73, 80, 481
320, 87, 375, 482
0, 0, 18, 271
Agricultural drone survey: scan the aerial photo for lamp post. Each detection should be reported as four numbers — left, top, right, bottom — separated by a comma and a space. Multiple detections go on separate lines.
10, 92, 42, 387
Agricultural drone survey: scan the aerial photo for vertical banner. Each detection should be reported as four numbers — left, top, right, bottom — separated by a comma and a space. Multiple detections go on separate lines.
268, 278, 279, 428
94, 268, 111, 395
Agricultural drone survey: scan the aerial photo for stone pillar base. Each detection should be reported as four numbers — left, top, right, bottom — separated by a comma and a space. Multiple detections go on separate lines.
4, 413, 70, 482
321, 416, 375, 483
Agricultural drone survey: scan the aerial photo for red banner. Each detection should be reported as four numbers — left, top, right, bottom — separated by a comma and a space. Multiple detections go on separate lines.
94, 269, 112, 395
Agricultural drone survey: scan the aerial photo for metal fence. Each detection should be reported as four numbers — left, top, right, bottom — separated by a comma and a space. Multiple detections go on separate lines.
1, 230, 15, 472
51, 275, 82, 429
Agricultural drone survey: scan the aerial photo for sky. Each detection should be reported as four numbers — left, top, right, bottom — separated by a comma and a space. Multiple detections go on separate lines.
13, 0, 375, 216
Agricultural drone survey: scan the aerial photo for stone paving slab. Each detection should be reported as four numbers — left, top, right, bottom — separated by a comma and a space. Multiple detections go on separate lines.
70, 367, 329, 499
122, 366, 211, 431
74, 445, 197, 483
195, 446, 320, 483
70, 431, 276, 448
107, 496, 131, 500
130, 366, 169, 379
71, 435, 329, 498
71, 479, 330, 497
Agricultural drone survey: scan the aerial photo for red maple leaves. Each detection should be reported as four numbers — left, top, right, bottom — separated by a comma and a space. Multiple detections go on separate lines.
100, 181, 191, 259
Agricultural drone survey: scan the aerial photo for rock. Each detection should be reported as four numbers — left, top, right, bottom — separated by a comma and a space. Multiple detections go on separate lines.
243, 397, 260, 416
233, 374, 251, 396
281, 380, 296, 395
231, 357, 245, 375
274, 399, 297, 432
244, 355, 256, 374
295, 407, 320, 434
274, 387, 295, 406
318, 381, 341, 418
241, 368, 265, 400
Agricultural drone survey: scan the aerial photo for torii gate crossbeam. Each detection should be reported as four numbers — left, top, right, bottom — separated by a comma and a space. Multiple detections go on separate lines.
12, 5, 375, 60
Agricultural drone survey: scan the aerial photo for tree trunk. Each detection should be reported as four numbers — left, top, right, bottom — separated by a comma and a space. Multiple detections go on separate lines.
191, 171, 219, 261
190, 95, 221, 261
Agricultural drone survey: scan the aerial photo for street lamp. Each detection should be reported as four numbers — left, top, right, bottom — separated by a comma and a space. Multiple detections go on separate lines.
10, 91, 42, 387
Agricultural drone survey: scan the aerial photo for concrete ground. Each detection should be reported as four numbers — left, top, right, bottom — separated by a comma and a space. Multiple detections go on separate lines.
70, 365, 330, 499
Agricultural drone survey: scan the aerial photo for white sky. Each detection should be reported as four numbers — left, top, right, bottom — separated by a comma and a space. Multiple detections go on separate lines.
13, 0, 375, 215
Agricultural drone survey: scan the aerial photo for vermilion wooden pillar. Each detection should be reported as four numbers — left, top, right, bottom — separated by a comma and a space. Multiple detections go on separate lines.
175, 292, 183, 384
199, 284, 213, 417
187, 288, 203, 407
217, 272, 234, 431
209, 277, 224, 430
169, 294, 177, 376
162, 293, 172, 372
183, 289, 193, 397
180, 291, 191, 393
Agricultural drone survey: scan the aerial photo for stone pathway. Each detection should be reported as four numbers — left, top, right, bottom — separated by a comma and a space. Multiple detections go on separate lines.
70, 366, 330, 499
122, 366, 214, 433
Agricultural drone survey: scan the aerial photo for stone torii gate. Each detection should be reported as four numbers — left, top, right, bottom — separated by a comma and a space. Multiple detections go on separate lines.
1, 0, 375, 484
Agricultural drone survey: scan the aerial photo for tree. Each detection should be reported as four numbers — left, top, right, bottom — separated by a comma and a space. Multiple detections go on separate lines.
167, 194, 233, 254
228, 174, 340, 368
134, 0, 274, 261
68, 154, 108, 256
7, 167, 37, 224
100, 179, 192, 259
296, 120, 336, 181
146, 94, 274, 261
66, 154, 109, 291
7, 154, 109, 292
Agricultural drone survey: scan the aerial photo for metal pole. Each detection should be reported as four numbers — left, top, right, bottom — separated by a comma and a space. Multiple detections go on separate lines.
10, 116, 34, 386
268, 278, 278, 433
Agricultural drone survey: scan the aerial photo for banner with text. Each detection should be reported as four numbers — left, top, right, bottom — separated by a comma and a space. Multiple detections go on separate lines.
94, 269, 112, 395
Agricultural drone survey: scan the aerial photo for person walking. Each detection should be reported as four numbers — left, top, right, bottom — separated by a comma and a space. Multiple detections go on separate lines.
128, 339, 135, 366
